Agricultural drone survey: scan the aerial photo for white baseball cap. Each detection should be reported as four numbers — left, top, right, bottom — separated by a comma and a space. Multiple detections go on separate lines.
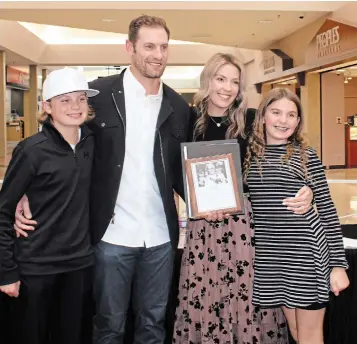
42, 67, 99, 101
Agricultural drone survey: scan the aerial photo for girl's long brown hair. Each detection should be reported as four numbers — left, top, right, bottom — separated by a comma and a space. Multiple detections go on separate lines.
193, 53, 247, 140
244, 88, 309, 181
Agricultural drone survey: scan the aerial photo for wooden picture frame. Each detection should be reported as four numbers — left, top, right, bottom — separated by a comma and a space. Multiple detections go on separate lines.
184, 153, 243, 219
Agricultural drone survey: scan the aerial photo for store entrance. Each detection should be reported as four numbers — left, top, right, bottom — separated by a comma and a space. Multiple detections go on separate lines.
321, 63, 357, 168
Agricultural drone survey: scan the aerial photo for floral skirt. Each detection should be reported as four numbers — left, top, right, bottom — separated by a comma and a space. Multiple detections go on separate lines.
173, 196, 288, 344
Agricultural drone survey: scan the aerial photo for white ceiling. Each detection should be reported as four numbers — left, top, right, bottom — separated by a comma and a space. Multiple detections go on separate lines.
0, 1, 350, 49
77, 65, 204, 83
18, 22, 200, 45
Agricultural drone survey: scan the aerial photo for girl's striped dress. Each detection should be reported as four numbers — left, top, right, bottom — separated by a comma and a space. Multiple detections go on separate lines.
246, 144, 348, 308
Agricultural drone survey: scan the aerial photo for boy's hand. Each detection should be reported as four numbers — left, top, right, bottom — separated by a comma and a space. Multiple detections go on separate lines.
0, 281, 21, 297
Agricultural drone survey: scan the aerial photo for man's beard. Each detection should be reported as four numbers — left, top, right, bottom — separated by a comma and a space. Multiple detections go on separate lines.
134, 59, 165, 79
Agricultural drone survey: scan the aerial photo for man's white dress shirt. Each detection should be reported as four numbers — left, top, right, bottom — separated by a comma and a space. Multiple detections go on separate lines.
101, 67, 170, 248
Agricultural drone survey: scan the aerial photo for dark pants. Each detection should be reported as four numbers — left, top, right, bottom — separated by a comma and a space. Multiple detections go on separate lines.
10, 267, 92, 344
0, 292, 14, 343
93, 241, 174, 344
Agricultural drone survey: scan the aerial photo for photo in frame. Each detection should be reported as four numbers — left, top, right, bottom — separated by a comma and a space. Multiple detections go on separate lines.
181, 140, 245, 219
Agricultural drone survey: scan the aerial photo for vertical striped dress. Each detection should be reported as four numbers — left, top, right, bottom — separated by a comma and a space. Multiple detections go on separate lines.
246, 144, 348, 308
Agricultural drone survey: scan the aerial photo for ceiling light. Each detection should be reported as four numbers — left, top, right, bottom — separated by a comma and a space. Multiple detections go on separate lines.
344, 77, 348, 84
337, 69, 345, 73
348, 77, 352, 80
102, 19, 116, 22
259, 20, 273, 24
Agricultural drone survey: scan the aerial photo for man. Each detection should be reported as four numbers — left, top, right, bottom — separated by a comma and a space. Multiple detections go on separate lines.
14, 15, 190, 344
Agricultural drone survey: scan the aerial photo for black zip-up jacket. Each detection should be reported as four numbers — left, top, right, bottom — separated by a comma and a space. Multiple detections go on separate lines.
0, 121, 94, 286
87, 70, 191, 248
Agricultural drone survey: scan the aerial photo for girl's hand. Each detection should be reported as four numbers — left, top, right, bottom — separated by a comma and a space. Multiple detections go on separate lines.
283, 185, 313, 214
0, 281, 21, 298
330, 267, 350, 296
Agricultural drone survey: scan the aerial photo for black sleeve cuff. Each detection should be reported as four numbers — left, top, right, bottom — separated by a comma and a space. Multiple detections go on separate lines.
0, 267, 20, 286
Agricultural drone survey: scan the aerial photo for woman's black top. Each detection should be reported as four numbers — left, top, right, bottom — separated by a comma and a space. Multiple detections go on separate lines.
189, 107, 256, 193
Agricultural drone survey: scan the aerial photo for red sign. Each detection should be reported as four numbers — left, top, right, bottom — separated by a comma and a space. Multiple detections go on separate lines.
6, 66, 29, 87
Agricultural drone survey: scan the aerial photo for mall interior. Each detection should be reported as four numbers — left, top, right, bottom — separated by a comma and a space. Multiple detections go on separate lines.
0, 1, 356, 343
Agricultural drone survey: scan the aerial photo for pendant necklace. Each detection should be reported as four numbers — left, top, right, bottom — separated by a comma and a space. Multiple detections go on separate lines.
209, 115, 228, 128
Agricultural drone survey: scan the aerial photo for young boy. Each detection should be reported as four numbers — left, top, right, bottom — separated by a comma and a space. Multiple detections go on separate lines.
0, 67, 99, 344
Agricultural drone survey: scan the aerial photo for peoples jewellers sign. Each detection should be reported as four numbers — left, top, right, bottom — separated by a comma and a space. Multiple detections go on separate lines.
305, 19, 357, 64
316, 26, 340, 58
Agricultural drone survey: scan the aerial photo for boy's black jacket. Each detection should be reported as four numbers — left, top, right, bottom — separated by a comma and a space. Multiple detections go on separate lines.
0, 120, 94, 286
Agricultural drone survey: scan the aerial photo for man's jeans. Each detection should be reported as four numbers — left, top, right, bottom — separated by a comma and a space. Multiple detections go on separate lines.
92, 241, 174, 344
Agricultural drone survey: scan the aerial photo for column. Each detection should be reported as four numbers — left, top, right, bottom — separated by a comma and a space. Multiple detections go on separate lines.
23, 90, 30, 138
301, 73, 321, 158
42, 68, 48, 86
0, 51, 6, 158
23, 65, 39, 137
320, 72, 345, 167
262, 83, 272, 98
27, 65, 39, 136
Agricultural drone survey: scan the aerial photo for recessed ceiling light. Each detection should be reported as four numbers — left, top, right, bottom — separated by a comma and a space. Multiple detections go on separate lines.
259, 20, 273, 24
102, 19, 116, 22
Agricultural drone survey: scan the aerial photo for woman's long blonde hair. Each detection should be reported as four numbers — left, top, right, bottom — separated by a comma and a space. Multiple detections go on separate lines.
193, 53, 247, 140
244, 87, 308, 180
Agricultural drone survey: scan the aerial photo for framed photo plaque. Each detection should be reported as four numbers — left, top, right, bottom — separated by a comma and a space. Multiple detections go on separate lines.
181, 140, 244, 219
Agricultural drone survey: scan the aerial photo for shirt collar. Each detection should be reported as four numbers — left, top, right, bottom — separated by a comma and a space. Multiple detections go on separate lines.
125, 66, 163, 99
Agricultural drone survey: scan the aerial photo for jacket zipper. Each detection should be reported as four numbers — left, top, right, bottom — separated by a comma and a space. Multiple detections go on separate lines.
73, 133, 89, 161
158, 130, 167, 193
112, 92, 126, 133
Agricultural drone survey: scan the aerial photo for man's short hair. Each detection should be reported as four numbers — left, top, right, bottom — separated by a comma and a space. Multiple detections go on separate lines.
128, 15, 170, 43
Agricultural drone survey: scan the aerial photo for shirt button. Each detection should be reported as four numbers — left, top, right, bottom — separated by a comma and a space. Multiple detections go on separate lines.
118, 164, 121, 168
101, 123, 106, 127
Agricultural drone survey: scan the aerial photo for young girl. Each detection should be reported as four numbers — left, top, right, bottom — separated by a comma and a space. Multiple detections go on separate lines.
245, 88, 350, 344
173, 54, 314, 344
0, 67, 99, 344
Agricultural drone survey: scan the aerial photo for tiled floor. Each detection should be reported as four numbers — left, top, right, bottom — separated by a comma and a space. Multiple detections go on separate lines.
1, 141, 357, 224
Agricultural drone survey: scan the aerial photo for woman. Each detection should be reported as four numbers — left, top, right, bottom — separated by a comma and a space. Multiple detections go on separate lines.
173, 53, 313, 344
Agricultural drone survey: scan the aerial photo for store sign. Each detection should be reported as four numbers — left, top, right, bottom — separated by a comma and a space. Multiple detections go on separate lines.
260, 49, 293, 78
263, 55, 276, 75
306, 19, 357, 63
316, 26, 340, 57
6, 66, 29, 88
261, 50, 284, 76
